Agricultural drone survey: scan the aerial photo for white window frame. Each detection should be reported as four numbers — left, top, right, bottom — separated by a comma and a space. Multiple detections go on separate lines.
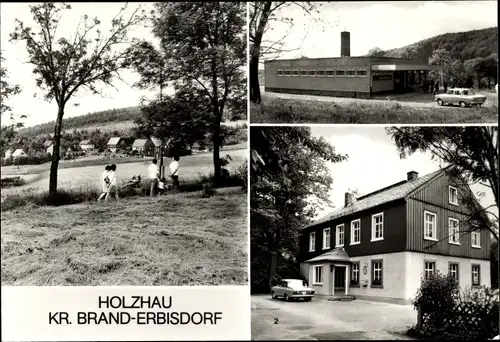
283, 69, 292, 77
313, 265, 323, 285
371, 260, 383, 286
350, 219, 361, 245
307, 69, 317, 77
471, 230, 481, 248
277, 69, 284, 76
471, 265, 480, 286
424, 261, 436, 279
351, 263, 360, 284
423, 210, 437, 241
299, 70, 308, 77
322, 228, 331, 250
309, 232, 316, 252
345, 69, 356, 77
335, 224, 345, 247
291, 69, 299, 77
448, 217, 460, 245
371, 213, 384, 242
356, 69, 368, 77
316, 70, 326, 77
448, 262, 459, 283
335, 69, 345, 77
449, 185, 458, 206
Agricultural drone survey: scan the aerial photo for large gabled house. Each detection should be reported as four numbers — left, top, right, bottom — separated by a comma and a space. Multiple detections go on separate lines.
106, 137, 122, 153
79, 139, 95, 151
299, 167, 491, 305
12, 149, 27, 159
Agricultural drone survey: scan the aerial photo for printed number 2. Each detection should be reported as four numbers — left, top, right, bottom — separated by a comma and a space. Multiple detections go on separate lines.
274, 318, 279, 324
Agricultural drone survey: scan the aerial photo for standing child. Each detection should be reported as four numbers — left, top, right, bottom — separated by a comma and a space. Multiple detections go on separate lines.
105, 164, 120, 201
97, 165, 111, 202
158, 177, 166, 196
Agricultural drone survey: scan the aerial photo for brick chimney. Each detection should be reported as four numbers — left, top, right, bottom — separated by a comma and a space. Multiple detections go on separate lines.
345, 192, 354, 207
407, 171, 419, 181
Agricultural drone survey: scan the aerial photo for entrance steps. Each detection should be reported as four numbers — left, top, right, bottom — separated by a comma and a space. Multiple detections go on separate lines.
327, 294, 356, 302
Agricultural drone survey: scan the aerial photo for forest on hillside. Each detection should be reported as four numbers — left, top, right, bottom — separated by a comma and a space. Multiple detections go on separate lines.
369, 27, 498, 88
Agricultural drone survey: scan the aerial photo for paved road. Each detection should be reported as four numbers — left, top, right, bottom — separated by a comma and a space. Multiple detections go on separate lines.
261, 87, 498, 109
251, 295, 417, 340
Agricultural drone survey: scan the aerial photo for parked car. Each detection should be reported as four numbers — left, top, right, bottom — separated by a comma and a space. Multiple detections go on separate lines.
435, 88, 487, 107
271, 279, 315, 301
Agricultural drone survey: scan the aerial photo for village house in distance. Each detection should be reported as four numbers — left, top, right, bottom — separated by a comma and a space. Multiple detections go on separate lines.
299, 167, 491, 305
264, 31, 436, 99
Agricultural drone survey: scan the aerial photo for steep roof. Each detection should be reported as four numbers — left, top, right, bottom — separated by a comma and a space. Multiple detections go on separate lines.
304, 168, 447, 230
107, 137, 121, 146
305, 247, 351, 263
43, 140, 53, 147
12, 149, 26, 157
150, 137, 161, 147
79, 139, 92, 145
132, 139, 149, 148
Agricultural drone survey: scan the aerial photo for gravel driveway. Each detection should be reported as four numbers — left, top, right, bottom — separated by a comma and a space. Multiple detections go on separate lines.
251, 294, 417, 340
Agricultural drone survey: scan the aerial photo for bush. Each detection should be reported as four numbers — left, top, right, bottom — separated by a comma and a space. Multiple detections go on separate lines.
1, 177, 26, 188
201, 181, 216, 198
412, 271, 459, 315
237, 160, 247, 191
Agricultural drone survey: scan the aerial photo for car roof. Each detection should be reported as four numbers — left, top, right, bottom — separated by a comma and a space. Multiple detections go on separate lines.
282, 279, 303, 282
449, 88, 471, 90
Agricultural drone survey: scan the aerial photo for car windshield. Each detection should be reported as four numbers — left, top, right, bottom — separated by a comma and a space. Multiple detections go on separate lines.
287, 280, 308, 288
467, 89, 476, 95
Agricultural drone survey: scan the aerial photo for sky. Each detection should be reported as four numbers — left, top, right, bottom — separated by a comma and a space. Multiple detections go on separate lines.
262, 1, 497, 64
0, 2, 167, 128
310, 126, 497, 223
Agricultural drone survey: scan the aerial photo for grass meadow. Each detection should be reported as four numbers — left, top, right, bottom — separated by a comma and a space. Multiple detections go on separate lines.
250, 94, 498, 124
1, 187, 247, 285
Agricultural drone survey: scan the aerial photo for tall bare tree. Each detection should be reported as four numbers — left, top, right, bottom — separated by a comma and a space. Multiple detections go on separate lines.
10, 3, 145, 197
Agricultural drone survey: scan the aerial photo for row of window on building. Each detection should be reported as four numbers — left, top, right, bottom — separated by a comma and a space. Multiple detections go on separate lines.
312, 259, 482, 288
276, 68, 368, 78
309, 209, 481, 252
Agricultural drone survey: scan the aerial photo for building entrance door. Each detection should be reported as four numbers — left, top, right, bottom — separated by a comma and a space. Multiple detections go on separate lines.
334, 267, 346, 293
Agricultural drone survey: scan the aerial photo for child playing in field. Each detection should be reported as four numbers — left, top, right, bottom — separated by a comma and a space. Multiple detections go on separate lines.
97, 165, 111, 202
105, 164, 119, 201
157, 177, 166, 196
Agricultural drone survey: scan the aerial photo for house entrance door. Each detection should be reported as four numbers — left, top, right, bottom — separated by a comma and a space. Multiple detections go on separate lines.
334, 267, 346, 293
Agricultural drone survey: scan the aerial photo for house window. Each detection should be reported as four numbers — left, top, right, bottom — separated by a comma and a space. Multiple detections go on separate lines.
283, 70, 291, 76
292, 70, 299, 76
424, 261, 436, 279
371, 213, 384, 241
277, 69, 283, 76
308, 70, 316, 76
371, 260, 383, 287
471, 264, 480, 286
300, 70, 308, 76
345, 69, 356, 77
351, 262, 360, 286
350, 219, 360, 245
357, 69, 367, 77
449, 186, 458, 206
323, 228, 331, 250
448, 218, 460, 245
309, 232, 316, 252
326, 70, 335, 77
336, 69, 345, 77
424, 210, 437, 241
448, 262, 459, 283
316, 70, 325, 76
336, 224, 344, 247
471, 229, 481, 248
313, 265, 323, 285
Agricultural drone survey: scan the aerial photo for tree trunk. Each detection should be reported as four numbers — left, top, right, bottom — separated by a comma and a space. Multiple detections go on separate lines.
212, 119, 222, 187
49, 105, 65, 199
250, 1, 272, 104
269, 251, 278, 289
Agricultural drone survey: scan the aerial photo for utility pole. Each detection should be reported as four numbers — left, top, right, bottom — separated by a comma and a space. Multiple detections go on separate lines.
159, 68, 165, 179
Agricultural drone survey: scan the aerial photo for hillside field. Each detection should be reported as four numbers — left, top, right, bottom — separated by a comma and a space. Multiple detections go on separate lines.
1, 187, 247, 285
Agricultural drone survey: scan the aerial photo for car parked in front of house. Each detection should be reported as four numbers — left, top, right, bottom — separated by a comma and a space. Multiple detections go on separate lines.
435, 88, 487, 107
271, 279, 315, 301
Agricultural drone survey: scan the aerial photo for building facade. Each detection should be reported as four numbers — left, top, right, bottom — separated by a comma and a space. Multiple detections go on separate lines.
264, 31, 436, 99
132, 138, 155, 157
298, 168, 491, 305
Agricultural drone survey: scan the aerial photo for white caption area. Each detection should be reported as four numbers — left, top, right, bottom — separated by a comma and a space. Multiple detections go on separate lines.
1, 286, 250, 341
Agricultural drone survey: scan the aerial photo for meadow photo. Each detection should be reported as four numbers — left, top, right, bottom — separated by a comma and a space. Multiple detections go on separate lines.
1, 2, 248, 286
249, 1, 498, 124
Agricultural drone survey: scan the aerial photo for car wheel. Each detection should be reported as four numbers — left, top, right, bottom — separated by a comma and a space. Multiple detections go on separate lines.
284, 294, 289, 302
459, 101, 467, 108
271, 292, 276, 299
437, 99, 443, 106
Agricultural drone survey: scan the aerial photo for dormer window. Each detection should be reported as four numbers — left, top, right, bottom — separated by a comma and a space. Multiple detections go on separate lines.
323, 228, 331, 249
309, 232, 316, 252
449, 186, 458, 206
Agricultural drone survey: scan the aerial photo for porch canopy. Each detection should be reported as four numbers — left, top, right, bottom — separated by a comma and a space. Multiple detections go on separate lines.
305, 247, 352, 264
371, 64, 437, 71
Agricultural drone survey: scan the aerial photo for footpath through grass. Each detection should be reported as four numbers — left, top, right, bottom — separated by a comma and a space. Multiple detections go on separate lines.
251, 96, 498, 124
1, 187, 247, 286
